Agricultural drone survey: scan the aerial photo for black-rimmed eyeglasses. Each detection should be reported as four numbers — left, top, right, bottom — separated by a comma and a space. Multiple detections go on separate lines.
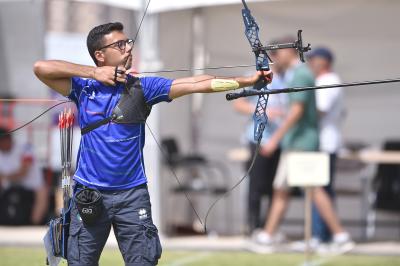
99, 39, 134, 51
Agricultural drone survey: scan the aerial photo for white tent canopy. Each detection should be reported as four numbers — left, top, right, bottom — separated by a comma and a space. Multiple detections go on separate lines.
76, 0, 275, 13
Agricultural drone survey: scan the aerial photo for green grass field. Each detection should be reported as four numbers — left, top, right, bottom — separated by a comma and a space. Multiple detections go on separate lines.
1, 247, 400, 266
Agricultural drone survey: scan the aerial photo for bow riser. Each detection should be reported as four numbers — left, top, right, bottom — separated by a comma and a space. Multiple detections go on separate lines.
241, 1, 270, 142
253, 95, 269, 142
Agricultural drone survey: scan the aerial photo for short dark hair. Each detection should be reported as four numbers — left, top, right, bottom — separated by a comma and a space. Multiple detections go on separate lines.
87, 22, 124, 65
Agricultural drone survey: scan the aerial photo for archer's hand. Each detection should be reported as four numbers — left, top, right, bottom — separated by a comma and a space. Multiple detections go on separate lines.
93, 66, 128, 86
250, 70, 273, 86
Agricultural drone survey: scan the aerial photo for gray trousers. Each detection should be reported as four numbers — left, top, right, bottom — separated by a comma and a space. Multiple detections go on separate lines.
67, 183, 162, 266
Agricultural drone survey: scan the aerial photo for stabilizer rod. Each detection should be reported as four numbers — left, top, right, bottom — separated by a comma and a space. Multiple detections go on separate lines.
226, 77, 400, 101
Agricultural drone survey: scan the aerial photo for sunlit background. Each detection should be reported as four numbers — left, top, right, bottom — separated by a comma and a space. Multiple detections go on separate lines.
0, 0, 399, 265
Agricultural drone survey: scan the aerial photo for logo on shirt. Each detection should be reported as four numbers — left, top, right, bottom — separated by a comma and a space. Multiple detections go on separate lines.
89, 91, 96, 100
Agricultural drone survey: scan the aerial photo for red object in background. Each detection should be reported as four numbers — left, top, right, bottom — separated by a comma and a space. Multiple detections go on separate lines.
0, 102, 16, 129
22, 154, 34, 164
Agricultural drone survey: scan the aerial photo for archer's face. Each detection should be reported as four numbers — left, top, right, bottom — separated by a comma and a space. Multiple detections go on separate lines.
95, 31, 133, 69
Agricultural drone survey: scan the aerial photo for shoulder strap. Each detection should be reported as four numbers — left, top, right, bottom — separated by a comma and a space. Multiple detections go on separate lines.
81, 76, 151, 135
81, 116, 114, 135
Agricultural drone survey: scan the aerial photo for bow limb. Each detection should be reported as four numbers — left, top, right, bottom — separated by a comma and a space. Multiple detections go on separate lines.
241, 0, 270, 142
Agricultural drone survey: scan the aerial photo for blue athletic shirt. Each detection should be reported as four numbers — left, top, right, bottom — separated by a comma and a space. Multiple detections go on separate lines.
68, 75, 173, 190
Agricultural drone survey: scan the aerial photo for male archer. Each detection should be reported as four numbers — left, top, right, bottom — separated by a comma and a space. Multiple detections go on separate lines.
34, 22, 272, 265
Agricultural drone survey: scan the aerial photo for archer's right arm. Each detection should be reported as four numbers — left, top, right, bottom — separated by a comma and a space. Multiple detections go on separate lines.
33, 60, 127, 95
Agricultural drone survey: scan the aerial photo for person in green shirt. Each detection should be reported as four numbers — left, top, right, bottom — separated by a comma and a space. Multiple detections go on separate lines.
281, 64, 319, 151
250, 39, 353, 253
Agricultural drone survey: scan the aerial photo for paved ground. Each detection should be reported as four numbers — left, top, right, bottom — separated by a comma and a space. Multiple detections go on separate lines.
1, 226, 399, 257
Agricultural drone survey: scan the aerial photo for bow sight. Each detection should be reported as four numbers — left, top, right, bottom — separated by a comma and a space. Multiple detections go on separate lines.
260, 30, 311, 63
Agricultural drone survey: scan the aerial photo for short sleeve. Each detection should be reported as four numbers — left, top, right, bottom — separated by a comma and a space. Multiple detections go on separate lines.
68, 77, 88, 103
290, 90, 311, 103
140, 76, 173, 105
316, 90, 338, 112
316, 74, 342, 112
289, 68, 315, 103
290, 70, 314, 88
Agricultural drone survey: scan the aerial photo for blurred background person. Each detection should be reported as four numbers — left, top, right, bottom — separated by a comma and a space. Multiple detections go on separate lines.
0, 127, 48, 225
250, 38, 352, 253
234, 63, 286, 234
308, 47, 345, 245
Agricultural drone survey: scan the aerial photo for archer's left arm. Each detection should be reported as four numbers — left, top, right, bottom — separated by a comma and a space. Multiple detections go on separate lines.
168, 71, 273, 99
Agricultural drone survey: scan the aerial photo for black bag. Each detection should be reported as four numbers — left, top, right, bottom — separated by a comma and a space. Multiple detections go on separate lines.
74, 187, 103, 225
0, 186, 34, 225
373, 140, 400, 212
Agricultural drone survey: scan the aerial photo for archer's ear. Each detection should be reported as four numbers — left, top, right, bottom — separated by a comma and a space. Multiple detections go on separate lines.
94, 51, 105, 65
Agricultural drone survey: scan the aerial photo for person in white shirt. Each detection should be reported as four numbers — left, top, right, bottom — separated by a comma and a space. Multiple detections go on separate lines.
0, 127, 48, 225
308, 47, 345, 244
